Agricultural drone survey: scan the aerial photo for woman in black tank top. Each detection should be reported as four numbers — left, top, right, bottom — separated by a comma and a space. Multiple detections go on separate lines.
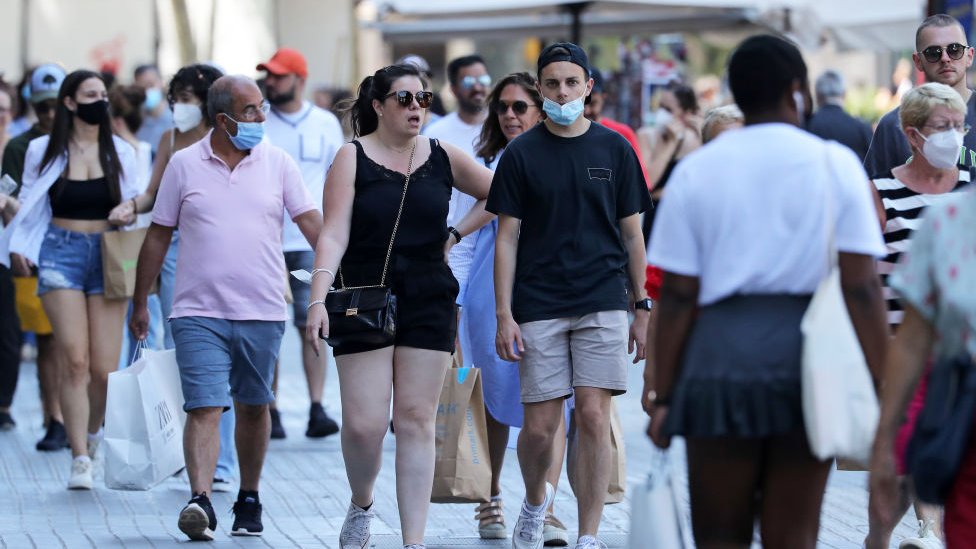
304, 64, 493, 548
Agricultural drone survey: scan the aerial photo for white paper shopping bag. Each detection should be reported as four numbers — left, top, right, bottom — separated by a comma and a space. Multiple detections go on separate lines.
104, 349, 187, 490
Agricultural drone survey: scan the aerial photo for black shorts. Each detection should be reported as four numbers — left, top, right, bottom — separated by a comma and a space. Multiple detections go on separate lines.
332, 257, 459, 357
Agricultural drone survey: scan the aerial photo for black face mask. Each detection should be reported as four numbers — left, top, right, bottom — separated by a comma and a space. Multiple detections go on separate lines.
75, 100, 109, 126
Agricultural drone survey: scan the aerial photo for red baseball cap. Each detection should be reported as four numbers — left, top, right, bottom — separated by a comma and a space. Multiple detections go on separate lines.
257, 48, 308, 79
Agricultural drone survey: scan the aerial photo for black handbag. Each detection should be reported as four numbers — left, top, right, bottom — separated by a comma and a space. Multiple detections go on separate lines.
907, 353, 976, 504
322, 139, 416, 348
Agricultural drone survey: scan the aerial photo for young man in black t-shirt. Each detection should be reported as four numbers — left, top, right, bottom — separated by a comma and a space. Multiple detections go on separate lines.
486, 42, 651, 549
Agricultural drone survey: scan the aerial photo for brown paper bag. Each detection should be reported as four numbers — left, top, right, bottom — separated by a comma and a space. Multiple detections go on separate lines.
567, 397, 627, 504
101, 229, 149, 299
431, 366, 491, 503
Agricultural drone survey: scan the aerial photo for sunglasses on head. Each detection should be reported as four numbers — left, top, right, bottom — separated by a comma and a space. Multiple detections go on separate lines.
920, 43, 969, 63
460, 74, 492, 90
494, 100, 534, 116
384, 90, 433, 108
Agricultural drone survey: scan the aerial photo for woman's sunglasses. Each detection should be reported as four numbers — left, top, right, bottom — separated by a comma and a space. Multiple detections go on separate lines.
494, 100, 534, 116
920, 43, 969, 63
384, 90, 433, 108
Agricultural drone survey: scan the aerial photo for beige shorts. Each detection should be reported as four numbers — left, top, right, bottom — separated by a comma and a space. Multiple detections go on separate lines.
518, 310, 630, 403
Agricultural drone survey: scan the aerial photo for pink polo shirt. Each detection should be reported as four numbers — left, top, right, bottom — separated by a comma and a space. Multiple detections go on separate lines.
153, 132, 316, 321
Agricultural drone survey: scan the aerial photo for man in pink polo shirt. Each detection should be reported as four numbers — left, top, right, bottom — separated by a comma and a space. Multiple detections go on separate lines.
129, 75, 322, 541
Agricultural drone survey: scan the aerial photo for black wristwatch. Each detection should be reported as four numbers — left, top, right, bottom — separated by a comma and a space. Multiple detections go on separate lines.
447, 226, 462, 244
634, 298, 653, 311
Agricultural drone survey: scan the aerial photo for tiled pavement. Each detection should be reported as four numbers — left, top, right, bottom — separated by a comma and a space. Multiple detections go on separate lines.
1, 327, 920, 548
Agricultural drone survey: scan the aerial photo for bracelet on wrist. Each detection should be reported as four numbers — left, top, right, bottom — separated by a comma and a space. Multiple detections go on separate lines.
447, 226, 462, 244
306, 299, 326, 311
310, 268, 336, 282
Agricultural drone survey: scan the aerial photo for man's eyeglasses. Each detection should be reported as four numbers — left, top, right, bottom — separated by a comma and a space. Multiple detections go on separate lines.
460, 75, 492, 90
920, 43, 969, 63
383, 90, 433, 108
924, 121, 971, 134
228, 101, 270, 122
494, 100, 535, 116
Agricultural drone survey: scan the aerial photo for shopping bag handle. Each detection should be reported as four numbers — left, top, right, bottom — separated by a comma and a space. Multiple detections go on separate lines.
128, 339, 150, 366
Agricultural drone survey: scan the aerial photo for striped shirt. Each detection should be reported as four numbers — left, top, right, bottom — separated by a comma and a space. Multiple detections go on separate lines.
875, 172, 970, 325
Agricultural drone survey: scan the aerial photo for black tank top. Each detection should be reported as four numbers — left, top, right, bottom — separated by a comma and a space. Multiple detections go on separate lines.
341, 138, 453, 285
48, 177, 116, 220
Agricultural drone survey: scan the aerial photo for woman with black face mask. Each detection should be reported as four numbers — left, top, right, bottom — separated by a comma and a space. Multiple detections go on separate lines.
0, 69, 140, 490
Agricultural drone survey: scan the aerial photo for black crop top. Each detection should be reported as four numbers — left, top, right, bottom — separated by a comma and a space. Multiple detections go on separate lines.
341, 139, 453, 277
48, 177, 117, 220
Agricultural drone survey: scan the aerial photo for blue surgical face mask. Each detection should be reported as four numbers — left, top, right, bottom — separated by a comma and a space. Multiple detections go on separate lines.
543, 91, 585, 126
144, 88, 163, 110
222, 114, 264, 150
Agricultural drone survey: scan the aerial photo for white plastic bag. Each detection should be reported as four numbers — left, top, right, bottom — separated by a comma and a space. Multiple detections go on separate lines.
628, 450, 692, 549
104, 349, 187, 490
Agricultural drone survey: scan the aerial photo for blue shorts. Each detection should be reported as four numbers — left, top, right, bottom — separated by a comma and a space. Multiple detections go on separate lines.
37, 225, 105, 296
171, 316, 285, 411
284, 250, 314, 328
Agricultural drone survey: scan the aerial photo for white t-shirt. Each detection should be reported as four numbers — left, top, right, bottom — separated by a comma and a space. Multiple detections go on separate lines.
133, 141, 153, 229
422, 111, 484, 295
648, 123, 886, 306
266, 101, 344, 252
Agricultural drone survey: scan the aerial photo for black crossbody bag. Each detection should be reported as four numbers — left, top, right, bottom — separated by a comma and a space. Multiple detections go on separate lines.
322, 140, 416, 348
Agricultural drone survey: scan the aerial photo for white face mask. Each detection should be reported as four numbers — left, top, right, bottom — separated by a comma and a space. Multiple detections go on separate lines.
918, 128, 964, 169
655, 109, 673, 127
172, 102, 203, 133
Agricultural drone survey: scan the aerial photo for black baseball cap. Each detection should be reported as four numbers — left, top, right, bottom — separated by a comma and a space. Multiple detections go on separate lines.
537, 42, 589, 77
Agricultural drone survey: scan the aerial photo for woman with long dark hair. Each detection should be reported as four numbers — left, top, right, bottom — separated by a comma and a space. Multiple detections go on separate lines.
305, 64, 493, 549
464, 72, 569, 544
0, 69, 140, 490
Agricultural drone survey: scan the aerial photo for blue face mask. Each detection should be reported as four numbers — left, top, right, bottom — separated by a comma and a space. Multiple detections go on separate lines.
144, 88, 163, 110
223, 114, 264, 150
543, 92, 585, 126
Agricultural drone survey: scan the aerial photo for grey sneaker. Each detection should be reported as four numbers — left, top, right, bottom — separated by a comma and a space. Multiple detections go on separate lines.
339, 501, 374, 549
512, 483, 555, 549
67, 457, 93, 490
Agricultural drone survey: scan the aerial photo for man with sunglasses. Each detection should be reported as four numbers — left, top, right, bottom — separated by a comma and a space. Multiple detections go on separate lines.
257, 47, 344, 442
864, 14, 976, 179
423, 54, 493, 358
130, 75, 323, 541
1, 62, 69, 452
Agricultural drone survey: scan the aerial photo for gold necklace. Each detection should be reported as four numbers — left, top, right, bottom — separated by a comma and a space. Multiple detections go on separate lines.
71, 138, 96, 156
380, 136, 415, 154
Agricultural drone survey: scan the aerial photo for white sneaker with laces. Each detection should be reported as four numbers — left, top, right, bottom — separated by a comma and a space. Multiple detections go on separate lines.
68, 457, 93, 490
575, 535, 607, 549
898, 519, 944, 549
513, 483, 555, 549
339, 501, 374, 549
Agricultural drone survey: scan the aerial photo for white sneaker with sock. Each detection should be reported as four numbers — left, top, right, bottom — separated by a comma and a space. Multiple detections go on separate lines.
68, 456, 93, 490
513, 482, 555, 549
339, 501, 374, 549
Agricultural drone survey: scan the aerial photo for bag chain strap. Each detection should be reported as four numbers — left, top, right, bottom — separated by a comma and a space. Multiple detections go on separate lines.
338, 138, 417, 290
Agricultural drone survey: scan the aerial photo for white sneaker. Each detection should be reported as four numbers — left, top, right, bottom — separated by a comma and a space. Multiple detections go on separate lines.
575, 535, 607, 549
899, 519, 944, 549
67, 457, 93, 490
513, 483, 555, 549
339, 501, 374, 549
212, 477, 233, 493
543, 513, 569, 546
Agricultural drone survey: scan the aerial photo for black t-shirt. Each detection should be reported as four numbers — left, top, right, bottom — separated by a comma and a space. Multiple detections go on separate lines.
486, 122, 651, 323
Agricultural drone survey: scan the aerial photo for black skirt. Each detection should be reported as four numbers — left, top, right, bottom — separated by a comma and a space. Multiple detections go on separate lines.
665, 294, 812, 438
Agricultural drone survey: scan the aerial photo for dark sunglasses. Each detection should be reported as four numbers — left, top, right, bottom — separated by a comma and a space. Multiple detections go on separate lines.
920, 43, 969, 63
494, 100, 534, 116
383, 90, 433, 108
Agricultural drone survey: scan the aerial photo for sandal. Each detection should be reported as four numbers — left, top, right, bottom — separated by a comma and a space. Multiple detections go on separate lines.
475, 498, 507, 539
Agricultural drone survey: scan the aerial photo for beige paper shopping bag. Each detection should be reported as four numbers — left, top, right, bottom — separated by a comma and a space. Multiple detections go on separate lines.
431, 366, 491, 503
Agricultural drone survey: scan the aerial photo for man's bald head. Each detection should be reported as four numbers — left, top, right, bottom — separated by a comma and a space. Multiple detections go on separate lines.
207, 75, 260, 126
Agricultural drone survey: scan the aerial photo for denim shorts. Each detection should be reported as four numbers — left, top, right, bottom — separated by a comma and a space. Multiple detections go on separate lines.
284, 250, 314, 328
171, 316, 286, 411
37, 224, 105, 296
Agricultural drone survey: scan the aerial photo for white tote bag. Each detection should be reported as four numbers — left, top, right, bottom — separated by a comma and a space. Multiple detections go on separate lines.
628, 450, 692, 549
800, 144, 879, 465
104, 349, 187, 490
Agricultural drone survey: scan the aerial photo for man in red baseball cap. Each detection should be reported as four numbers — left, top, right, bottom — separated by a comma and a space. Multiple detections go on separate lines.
256, 47, 345, 443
